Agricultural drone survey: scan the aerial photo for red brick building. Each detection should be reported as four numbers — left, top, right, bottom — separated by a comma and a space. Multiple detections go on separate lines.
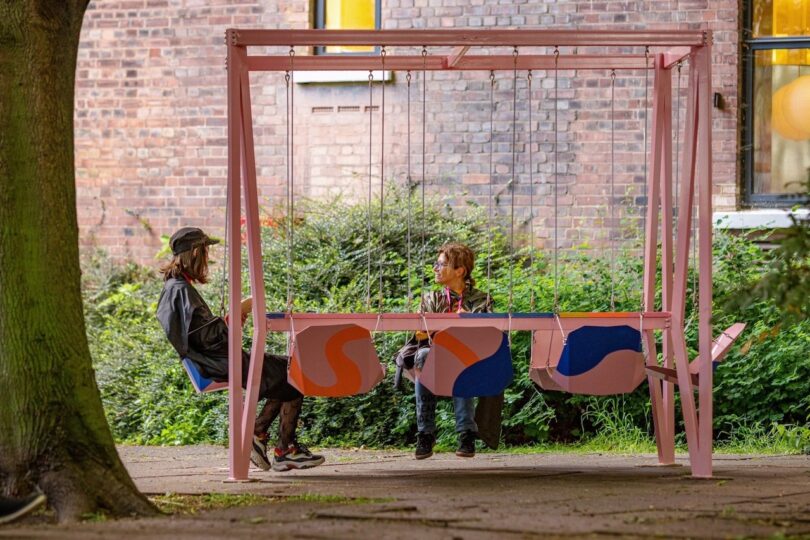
75, 0, 809, 263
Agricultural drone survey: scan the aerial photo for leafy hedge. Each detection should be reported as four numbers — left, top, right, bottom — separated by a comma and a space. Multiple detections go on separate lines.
83, 191, 810, 448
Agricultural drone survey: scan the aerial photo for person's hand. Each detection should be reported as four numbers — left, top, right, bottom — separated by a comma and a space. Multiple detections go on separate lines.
240, 297, 253, 326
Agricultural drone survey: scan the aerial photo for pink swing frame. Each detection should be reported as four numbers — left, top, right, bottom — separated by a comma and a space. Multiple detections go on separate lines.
225, 29, 717, 480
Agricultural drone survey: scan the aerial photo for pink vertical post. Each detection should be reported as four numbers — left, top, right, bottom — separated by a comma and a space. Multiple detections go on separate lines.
643, 54, 671, 465
657, 55, 676, 464
671, 50, 702, 475
694, 41, 714, 478
238, 62, 269, 473
646, 54, 678, 464
226, 30, 246, 481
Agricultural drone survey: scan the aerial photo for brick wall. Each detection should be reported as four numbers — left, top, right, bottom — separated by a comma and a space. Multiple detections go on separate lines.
75, 0, 739, 263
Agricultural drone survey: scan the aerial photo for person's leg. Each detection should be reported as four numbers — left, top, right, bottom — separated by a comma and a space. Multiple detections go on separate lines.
414, 347, 437, 459
254, 354, 324, 471
277, 396, 302, 450
414, 348, 437, 435
453, 397, 478, 458
248, 353, 294, 471
255, 400, 282, 437
250, 400, 281, 471
453, 397, 477, 434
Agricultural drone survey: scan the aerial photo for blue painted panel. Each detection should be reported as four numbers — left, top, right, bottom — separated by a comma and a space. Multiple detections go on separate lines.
452, 334, 513, 397
182, 357, 215, 393
557, 325, 642, 377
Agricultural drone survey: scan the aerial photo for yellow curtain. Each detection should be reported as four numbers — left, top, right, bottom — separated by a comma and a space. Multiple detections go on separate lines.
324, 0, 376, 54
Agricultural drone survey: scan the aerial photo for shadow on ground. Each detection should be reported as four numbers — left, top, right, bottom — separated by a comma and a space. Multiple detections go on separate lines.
2, 446, 809, 539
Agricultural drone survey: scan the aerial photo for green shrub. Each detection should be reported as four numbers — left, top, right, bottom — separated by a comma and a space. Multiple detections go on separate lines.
83, 191, 810, 448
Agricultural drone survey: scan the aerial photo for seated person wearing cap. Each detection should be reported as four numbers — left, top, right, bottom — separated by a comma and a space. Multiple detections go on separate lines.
156, 227, 324, 472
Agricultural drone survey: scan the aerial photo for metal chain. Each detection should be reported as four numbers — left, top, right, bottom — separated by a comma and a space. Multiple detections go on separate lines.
508, 47, 518, 314
553, 46, 560, 312
406, 70, 413, 311
287, 47, 296, 312
285, 69, 291, 309
487, 69, 495, 299
420, 47, 428, 310
366, 69, 373, 311
378, 47, 386, 314
675, 61, 682, 229
686, 61, 699, 333
527, 69, 535, 311
641, 45, 649, 314
610, 69, 617, 312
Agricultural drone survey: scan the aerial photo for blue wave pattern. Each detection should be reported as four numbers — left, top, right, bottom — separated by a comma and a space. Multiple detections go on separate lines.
556, 325, 642, 377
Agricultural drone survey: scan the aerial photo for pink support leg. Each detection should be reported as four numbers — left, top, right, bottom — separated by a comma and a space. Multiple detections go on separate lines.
694, 44, 714, 478
226, 31, 247, 481
239, 61, 270, 473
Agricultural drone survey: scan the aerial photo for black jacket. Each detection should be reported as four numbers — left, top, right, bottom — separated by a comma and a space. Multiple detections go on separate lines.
156, 276, 230, 381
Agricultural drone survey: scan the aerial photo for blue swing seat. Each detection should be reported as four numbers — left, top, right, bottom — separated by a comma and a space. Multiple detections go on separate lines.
181, 357, 228, 393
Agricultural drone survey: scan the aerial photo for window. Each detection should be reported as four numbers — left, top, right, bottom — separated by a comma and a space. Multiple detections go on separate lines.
742, 0, 810, 206
314, 0, 381, 55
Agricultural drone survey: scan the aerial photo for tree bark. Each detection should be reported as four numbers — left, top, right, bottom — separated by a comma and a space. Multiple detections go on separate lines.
0, 1, 157, 522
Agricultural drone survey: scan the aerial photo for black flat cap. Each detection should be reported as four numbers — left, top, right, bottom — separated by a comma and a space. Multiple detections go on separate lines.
169, 227, 219, 255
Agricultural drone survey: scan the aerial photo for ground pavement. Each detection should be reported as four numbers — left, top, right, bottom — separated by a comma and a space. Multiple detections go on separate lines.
2, 446, 809, 539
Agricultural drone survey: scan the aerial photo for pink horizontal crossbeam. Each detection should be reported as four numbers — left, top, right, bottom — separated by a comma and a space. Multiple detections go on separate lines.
265, 312, 671, 333
246, 54, 653, 72
231, 29, 708, 48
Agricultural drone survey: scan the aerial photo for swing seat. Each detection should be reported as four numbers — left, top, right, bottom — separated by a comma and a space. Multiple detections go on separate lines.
646, 323, 746, 387
288, 324, 385, 397
530, 324, 646, 395
182, 357, 228, 393
418, 326, 513, 398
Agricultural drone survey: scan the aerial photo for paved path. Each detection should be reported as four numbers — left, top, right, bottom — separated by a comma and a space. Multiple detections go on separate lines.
2, 446, 809, 539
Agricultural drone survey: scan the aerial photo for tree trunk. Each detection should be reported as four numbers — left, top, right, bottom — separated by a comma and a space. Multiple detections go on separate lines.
0, 1, 157, 522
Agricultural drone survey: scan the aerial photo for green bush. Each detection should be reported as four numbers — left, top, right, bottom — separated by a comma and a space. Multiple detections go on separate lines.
83, 191, 810, 449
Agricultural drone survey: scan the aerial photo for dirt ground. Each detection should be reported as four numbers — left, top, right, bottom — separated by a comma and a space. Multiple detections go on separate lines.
1, 445, 809, 539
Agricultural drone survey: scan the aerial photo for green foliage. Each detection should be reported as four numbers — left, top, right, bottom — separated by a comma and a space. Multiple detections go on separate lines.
83, 190, 809, 450
724, 178, 810, 326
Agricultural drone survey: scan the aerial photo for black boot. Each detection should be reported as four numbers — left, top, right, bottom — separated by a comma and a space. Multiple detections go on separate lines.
415, 432, 435, 460
456, 430, 477, 458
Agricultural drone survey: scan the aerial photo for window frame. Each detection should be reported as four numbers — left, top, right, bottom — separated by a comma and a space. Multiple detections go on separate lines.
741, 1, 810, 207
313, 0, 382, 56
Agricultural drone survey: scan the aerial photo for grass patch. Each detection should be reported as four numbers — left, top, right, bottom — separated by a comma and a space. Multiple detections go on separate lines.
284, 493, 394, 505
150, 493, 273, 515
715, 423, 810, 455
150, 492, 395, 515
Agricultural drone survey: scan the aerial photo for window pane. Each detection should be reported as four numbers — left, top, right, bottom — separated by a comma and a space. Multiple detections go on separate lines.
752, 0, 810, 37
324, 0, 376, 54
753, 50, 810, 195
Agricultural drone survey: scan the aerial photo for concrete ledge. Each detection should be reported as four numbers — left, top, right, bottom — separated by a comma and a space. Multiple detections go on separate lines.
295, 70, 393, 84
714, 208, 809, 229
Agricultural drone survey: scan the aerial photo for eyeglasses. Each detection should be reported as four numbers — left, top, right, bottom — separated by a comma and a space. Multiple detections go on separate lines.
433, 261, 452, 269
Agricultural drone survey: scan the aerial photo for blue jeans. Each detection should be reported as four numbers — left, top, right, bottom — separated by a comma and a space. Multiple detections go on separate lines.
414, 348, 477, 435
